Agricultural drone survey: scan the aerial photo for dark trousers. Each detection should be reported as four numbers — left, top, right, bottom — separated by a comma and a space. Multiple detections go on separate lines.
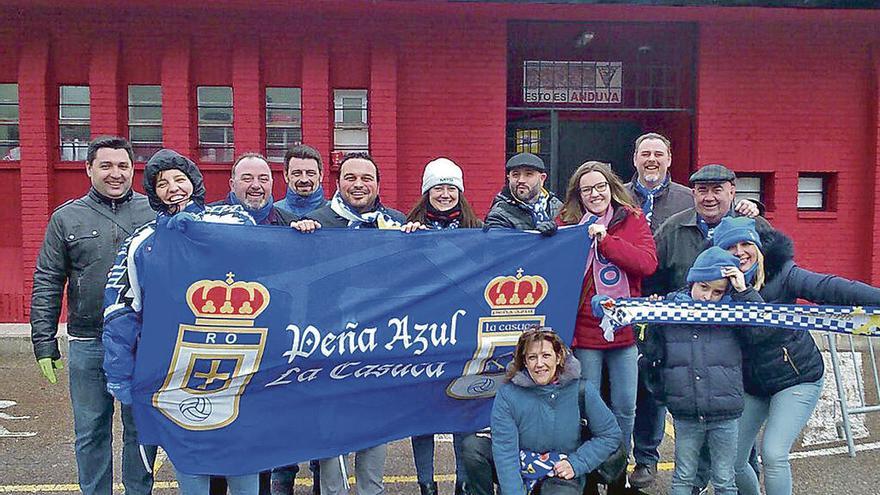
460, 434, 497, 495
633, 369, 667, 467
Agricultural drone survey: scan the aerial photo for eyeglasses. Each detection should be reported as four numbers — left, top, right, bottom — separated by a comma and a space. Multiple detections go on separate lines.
579, 181, 609, 196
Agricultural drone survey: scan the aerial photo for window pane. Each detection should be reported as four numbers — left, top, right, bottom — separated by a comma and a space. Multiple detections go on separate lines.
736, 192, 761, 204
130, 125, 163, 143
267, 108, 300, 124
266, 147, 287, 163
199, 146, 234, 163
798, 176, 823, 193
199, 108, 233, 124
60, 124, 90, 141
132, 145, 162, 163
198, 86, 232, 105
129, 85, 161, 104
0, 124, 19, 141
0, 104, 18, 121
60, 86, 90, 104
797, 192, 823, 209
129, 105, 162, 122
267, 127, 302, 146
0, 145, 20, 160
0, 84, 18, 104
736, 177, 761, 195
199, 126, 233, 144
266, 87, 301, 107
61, 104, 90, 120
334, 128, 369, 148
342, 107, 363, 124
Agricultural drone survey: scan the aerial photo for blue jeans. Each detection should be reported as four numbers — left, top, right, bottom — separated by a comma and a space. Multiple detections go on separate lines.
411, 433, 467, 486
175, 468, 259, 495
68, 338, 156, 495
633, 369, 666, 466
735, 378, 823, 495
573, 345, 638, 456
671, 418, 738, 495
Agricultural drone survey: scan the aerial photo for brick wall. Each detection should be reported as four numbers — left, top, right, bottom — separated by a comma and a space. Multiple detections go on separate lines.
697, 21, 880, 283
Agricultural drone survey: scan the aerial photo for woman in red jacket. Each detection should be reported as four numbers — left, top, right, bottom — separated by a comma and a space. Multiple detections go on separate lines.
558, 161, 658, 493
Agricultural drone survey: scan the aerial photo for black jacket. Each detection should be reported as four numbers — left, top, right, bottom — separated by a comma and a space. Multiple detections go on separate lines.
647, 288, 762, 422
30, 188, 154, 360
742, 229, 880, 396
483, 187, 563, 230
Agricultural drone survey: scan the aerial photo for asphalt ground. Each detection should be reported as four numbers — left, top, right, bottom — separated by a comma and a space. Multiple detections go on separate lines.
2, 351, 880, 494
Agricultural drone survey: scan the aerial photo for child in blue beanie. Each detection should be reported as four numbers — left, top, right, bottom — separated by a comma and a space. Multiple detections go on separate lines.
645, 246, 764, 495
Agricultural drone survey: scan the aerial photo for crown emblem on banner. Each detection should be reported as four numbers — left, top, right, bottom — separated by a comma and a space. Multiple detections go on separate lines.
185, 273, 271, 327
484, 268, 548, 314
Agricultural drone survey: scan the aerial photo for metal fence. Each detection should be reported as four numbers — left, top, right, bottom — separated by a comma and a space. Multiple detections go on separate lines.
826, 333, 880, 457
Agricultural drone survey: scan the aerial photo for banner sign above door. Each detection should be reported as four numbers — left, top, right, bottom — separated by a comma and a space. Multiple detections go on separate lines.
523, 61, 622, 105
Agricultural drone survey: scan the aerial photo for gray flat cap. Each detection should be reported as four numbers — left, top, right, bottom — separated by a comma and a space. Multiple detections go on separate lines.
505, 152, 546, 172
689, 164, 736, 185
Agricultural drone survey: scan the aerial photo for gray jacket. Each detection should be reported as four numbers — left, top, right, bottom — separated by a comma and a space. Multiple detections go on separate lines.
30, 188, 153, 360
484, 186, 563, 230
625, 179, 694, 234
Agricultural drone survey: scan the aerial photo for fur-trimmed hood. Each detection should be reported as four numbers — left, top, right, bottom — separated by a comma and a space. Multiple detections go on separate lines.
142, 149, 206, 214
509, 353, 581, 388
758, 228, 795, 281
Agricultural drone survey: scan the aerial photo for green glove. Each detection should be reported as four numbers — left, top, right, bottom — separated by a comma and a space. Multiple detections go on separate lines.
37, 357, 64, 384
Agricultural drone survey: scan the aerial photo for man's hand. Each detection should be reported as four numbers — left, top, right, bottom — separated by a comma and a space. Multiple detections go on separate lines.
400, 221, 428, 234
588, 223, 607, 242
734, 199, 760, 219
553, 459, 575, 480
290, 219, 321, 233
536, 221, 558, 237
37, 358, 63, 384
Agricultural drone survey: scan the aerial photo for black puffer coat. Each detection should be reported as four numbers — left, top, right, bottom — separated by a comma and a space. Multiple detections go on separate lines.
483, 186, 563, 230
743, 229, 880, 396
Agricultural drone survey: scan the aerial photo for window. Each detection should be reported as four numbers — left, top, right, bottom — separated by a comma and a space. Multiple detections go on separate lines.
197, 86, 234, 163
797, 174, 832, 211
59, 85, 90, 161
0, 84, 19, 160
735, 175, 763, 204
128, 85, 162, 162
266, 87, 302, 163
333, 89, 368, 153
515, 129, 542, 154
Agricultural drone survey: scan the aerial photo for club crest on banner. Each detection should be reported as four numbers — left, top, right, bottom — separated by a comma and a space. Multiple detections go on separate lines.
447, 268, 548, 399
153, 273, 268, 430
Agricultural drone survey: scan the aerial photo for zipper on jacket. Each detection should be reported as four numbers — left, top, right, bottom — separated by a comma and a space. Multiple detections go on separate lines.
782, 346, 800, 375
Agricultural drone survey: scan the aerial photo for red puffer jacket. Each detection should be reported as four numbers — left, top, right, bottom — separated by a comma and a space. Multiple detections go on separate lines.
569, 207, 657, 350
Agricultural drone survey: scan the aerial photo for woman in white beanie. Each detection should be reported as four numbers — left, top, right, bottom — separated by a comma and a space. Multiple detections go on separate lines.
404, 158, 480, 495
405, 157, 482, 230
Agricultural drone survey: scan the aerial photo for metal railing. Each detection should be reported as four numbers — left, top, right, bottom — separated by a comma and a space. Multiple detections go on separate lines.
826, 333, 880, 457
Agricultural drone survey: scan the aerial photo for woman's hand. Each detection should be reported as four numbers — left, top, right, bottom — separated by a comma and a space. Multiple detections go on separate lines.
400, 221, 427, 234
588, 224, 607, 242
553, 459, 575, 480
722, 266, 748, 292
646, 293, 663, 301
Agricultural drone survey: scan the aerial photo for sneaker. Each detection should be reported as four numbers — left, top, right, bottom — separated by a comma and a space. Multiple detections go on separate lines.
628, 463, 657, 488
692, 487, 710, 495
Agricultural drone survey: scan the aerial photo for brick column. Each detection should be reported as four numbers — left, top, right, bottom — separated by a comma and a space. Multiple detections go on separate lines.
871, 44, 880, 284
301, 38, 331, 189
162, 36, 193, 156
89, 33, 122, 136
369, 39, 399, 205
232, 36, 261, 156
19, 36, 53, 318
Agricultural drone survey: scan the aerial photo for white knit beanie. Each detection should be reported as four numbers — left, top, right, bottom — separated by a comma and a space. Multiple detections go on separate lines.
421, 158, 464, 194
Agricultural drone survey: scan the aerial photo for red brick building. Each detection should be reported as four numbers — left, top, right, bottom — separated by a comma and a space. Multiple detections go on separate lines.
1, 0, 879, 322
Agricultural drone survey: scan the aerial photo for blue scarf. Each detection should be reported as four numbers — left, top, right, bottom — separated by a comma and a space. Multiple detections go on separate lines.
695, 211, 732, 240
225, 191, 274, 225
514, 188, 552, 226
280, 185, 325, 217
520, 450, 568, 493
632, 174, 670, 226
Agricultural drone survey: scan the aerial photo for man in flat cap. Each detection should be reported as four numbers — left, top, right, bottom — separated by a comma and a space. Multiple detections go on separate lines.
484, 152, 561, 234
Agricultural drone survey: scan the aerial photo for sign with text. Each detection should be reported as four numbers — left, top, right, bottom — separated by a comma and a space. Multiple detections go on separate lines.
523, 61, 623, 105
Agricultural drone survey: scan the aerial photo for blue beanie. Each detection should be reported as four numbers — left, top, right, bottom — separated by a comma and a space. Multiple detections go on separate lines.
687, 246, 741, 283
712, 216, 762, 250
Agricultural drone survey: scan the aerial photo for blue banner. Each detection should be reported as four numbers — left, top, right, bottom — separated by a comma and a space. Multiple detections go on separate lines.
133, 223, 590, 475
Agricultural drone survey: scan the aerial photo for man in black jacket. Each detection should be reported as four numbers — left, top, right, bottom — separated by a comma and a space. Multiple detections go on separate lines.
483, 152, 561, 234
30, 136, 157, 495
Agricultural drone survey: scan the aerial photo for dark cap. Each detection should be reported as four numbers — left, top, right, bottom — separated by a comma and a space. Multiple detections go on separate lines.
689, 164, 736, 185
505, 152, 546, 173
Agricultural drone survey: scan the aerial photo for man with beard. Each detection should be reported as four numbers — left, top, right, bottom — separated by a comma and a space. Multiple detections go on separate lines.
484, 152, 562, 235
213, 153, 296, 226
274, 144, 327, 219
290, 151, 404, 495
30, 136, 156, 495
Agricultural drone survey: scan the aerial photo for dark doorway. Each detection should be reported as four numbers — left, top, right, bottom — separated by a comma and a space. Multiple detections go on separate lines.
555, 120, 642, 193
